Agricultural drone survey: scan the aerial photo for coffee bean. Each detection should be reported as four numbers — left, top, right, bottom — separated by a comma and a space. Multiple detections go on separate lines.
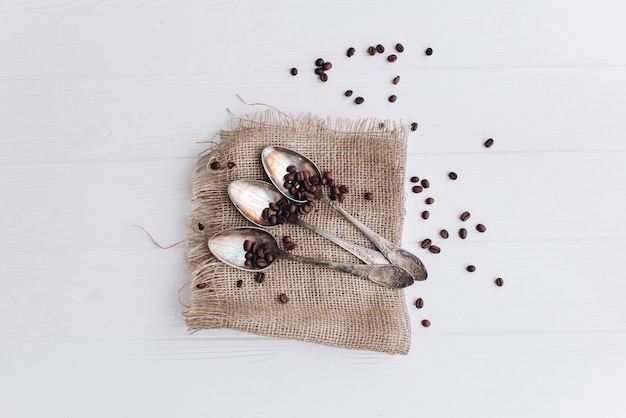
197, 223, 204, 231
347, 47, 355, 57
388, 95, 397, 103
428, 245, 441, 254
459, 228, 467, 239
196, 282, 207, 289
345, 90, 353, 97
425, 47, 433, 56
236, 279, 243, 288
421, 179, 430, 188
421, 211, 429, 220
387, 54, 397, 62
391, 76, 400, 85
484, 138, 494, 148
282, 235, 293, 243
421, 319, 431, 327
320, 73, 328, 82
315, 58, 324, 67
425, 197, 434, 205
290, 67, 298, 76
227, 161, 236, 168
364, 192, 374, 200
415, 298, 424, 309
243, 239, 253, 252
395, 43, 405, 53
210, 161, 220, 170
287, 164, 297, 173
448, 172, 457, 180
368, 46, 376, 55
410, 122, 418, 131
460, 211, 471, 221
420, 238, 432, 249
495, 277, 504, 287
314, 67, 324, 75
355, 96, 364, 105
254, 272, 265, 283
412, 185, 423, 193
279, 293, 289, 303
476, 223, 486, 233
410, 176, 419, 183
322, 62, 332, 71
466, 265, 476, 272
376, 44, 385, 53
440, 229, 449, 239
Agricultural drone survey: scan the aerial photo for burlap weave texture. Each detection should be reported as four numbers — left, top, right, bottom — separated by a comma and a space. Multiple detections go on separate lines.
186, 111, 411, 354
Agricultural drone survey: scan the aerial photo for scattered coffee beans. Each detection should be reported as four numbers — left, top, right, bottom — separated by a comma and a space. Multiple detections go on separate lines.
347, 47, 355, 57
236, 279, 243, 288
410, 176, 419, 183
448, 172, 458, 180
476, 223, 486, 233
388, 95, 397, 103
376, 44, 385, 53
368, 46, 376, 55
387, 54, 397, 62
279, 293, 289, 303
484, 138, 494, 148
425, 197, 434, 205
421, 179, 430, 188
196, 282, 207, 289
428, 245, 441, 254
421, 210, 430, 220
197, 223, 205, 231
364, 192, 374, 200
395, 43, 404, 53
210, 161, 220, 170
393, 75, 400, 85
421, 319, 431, 327
466, 265, 476, 272
440, 229, 449, 239
420, 238, 432, 249
290, 67, 298, 76
410, 122, 418, 131
425, 47, 433, 56
355, 96, 364, 105
415, 298, 424, 309
495, 277, 504, 287
458, 228, 467, 239
254, 272, 265, 284
412, 185, 423, 193
460, 211, 471, 221
345, 90, 353, 97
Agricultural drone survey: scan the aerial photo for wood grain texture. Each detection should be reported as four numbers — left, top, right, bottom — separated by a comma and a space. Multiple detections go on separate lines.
1, 1, 625, 417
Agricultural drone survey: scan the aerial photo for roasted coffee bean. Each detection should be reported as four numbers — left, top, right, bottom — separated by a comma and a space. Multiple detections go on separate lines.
428, 245, 441, 254
395, 43, 405, 52
265, 253, 274, 263
283, 235, 293, 243
412, 185, 423, 193
279, 293, 289, 303
368, 46, 376, 55
415, 298, 424, 309
421, 210, 430, 220
448, 172, 457, 180
197, 223, 205, 231
320, 73, 328, 82
410, 122, 418, 131
392, 75, 400, 85
290, 67, 298, 76
466, 265, 476, 272
256, 259, 267, 268
347, 47, 355, 57
459, 228, 467, 239
387, 54, 397, 62
196, 282, 207, 289
440, 229, 449, 239
243, 239, 253, 252
244, 259, 253, 267
345, 89, 353, 97
421, 319, 431, 327
236, 279, 243, 288
364, 192, 374, 200
315, 58, 324, 66
420, 238, 432, 249
484, 138, 494, 148
210, 161, 220, 170
355, 96, 364, 104
476, 223, 487, 233
421, 179, 430, 188
254, 272, 265, 283
322, 62, 332, 71
410, 176, 419, 183
425, 197, 434, 205
287, 164, 297, 173
376, 44, 385, 53
425, 47, 433, 56
388, 95, 397, 103
460, 211, 471, 221
495, 277, 504, 287
314, 67, 324, 75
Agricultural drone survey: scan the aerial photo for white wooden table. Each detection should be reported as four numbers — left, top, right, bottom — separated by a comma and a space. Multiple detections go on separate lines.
2, 1, 625, 417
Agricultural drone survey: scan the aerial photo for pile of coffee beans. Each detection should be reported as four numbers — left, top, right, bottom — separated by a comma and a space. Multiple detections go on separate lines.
261, 197, 298, 226
283, 165, 321, 202
243, 239, 275, 269
314, 58, 332, 82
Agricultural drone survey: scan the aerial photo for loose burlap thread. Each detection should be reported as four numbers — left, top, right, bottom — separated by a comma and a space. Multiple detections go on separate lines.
185, 111, 411, 354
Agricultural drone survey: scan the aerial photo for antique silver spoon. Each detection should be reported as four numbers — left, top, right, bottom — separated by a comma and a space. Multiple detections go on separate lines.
261, 145, 427, 281
228, 179, 390, 265
208, 227, 414, 288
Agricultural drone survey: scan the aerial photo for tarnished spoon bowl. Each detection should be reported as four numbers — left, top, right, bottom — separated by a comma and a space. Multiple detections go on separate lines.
261, 145, 322, 204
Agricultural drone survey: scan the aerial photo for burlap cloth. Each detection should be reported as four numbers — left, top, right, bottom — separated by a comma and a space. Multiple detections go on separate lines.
185, 111, 411, 354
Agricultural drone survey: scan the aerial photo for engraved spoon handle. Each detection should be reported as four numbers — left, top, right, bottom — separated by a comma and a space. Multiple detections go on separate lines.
294, 217, 389, 265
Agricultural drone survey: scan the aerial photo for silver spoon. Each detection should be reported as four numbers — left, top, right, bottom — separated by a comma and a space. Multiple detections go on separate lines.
208, 227, 414, 288
228, 179, 390, 265
261, 145, 427, 281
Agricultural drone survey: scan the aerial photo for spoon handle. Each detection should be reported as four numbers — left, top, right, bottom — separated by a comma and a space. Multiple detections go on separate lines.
320, 195, 427, 281
294, 218, 389, 265
281, 252, 413, 288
